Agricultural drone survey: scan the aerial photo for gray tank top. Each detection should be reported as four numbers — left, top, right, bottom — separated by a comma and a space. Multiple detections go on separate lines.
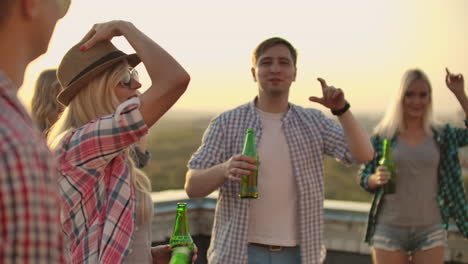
378, 136, 442, 227
124, 191, 153, 263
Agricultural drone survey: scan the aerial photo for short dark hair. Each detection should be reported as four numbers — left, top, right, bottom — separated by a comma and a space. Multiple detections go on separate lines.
0, 2, 14, 26
252, 37, 298, 67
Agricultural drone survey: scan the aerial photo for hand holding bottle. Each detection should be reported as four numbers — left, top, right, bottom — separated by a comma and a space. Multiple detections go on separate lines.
368, 139, 396, 193
150, 245, 197, 264
151, 245, 171, 264
222, 154, 257, 183
168, 203, 197, 264
367, 166, 391, 190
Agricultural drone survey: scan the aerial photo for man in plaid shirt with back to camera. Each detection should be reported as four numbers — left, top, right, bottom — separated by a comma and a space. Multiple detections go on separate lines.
0, 0, 70, 263
185, 37, 374, 264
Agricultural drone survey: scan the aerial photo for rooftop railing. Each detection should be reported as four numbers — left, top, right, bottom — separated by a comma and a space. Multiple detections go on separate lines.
151, 190, 468, 264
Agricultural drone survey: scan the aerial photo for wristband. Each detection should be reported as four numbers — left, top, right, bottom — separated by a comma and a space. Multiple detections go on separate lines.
331, 101, 350, 116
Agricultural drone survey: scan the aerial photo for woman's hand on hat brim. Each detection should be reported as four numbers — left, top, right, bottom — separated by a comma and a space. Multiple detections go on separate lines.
80, 20, 129, 51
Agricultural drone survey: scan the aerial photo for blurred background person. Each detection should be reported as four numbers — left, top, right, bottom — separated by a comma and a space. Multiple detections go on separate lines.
0, 0, 70, 263
359, 68, 468, 264
31, 68, 64, 137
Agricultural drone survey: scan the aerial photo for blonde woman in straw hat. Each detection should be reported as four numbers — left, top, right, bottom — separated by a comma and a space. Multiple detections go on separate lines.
49, 20, 193, 264
31, 68, 151, 167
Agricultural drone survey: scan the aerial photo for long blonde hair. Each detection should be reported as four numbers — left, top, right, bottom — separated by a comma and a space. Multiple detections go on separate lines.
374, 69, 436, 138
31, 69, 64, 137
49, 61, 152, 224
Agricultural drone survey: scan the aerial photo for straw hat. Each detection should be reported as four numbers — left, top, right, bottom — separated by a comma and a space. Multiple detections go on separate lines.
57, 40, 140, 106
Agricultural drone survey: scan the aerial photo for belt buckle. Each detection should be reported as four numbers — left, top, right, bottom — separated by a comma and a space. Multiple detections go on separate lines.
268, 245, 283, 252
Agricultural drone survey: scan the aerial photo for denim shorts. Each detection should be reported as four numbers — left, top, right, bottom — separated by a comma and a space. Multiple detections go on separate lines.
370, 224, 447, 254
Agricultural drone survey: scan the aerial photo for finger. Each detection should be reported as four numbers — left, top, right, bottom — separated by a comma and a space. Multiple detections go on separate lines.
376, 166, 388, 172
80, 28, 96, 44
327, 87, 337, 99
322, 87, 332, 100
192, 251, 198, 263
232, 154, 242, 160
445, 67, 450, 76
234, 154, 255, 164
379, 174, 388, 181
227, 174, 242, 182
234, 161, 257, 171
317, 78, 328, 89
79, 27, 101, 51
232, 161, 257, 171
371, 174, 381, 185
309, 96, 325, 105
330, 88, 343, 100
457, 74, 464, 80
192, 246, 198, 263
230, 167, 252, 176
237, 155, 256, 164
81, 32, 104, 51
376, 174, 387, 184
381, 171, 389, 178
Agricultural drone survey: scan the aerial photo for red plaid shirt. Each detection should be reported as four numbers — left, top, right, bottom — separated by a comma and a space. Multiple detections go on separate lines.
55, 98, 148, 263
0, 71, 65, 263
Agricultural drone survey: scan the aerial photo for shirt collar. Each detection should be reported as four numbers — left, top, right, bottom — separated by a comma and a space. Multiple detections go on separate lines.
248, 96, 295, 123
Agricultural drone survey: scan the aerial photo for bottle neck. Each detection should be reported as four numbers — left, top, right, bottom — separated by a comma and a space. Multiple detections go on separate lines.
382, 141, 391, 159
172, 208, 190, 235
243, 132, 257, 156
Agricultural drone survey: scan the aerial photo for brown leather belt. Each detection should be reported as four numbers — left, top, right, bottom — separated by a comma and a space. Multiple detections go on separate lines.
250, 243, 291, 252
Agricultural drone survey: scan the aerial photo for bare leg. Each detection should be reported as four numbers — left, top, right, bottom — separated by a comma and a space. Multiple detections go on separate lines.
372, 247, 410, 264
412, 246, 444, 264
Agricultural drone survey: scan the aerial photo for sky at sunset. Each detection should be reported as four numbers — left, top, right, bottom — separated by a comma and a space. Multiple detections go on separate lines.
19, 0, 468, 118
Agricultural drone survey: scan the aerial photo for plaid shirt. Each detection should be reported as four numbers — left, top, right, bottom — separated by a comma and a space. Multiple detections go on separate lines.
188, 100, 355, 264
0, 71, 65, 263
359, 121, 468, 242
55, 98, 148, 263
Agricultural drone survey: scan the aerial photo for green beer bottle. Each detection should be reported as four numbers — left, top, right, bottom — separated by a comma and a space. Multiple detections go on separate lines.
169, 203, 194, 264
379, 139, 396, 194
169, 247, 191, 264
240, 128, 259, 199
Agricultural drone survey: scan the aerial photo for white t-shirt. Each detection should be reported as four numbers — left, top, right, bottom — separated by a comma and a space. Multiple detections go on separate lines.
247, 108, 299, 246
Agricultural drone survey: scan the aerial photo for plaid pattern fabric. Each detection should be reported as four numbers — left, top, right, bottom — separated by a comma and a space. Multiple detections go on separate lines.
55, 98, 148, 263
188, 100, 355, 264
359, 122, 468, 243
0, 71, 65, 263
